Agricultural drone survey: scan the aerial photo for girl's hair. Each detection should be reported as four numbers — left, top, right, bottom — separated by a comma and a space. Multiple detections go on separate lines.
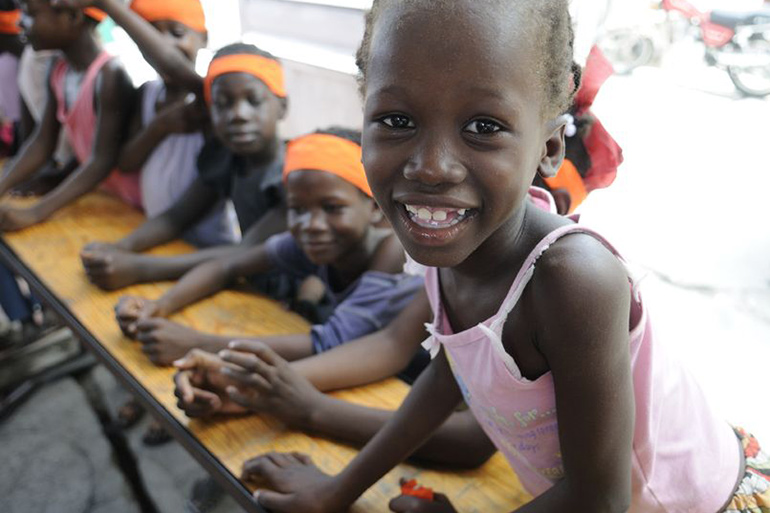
212, 42, 279, 62
314, 126, 362, 146
355, 0, 582, 119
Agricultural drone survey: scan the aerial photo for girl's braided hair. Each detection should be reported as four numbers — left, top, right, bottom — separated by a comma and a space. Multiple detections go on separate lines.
355, 0, 582, 119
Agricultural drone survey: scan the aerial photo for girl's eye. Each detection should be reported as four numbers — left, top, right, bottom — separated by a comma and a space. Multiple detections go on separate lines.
323, 204, 345, 214
248, 95, 263, 107
380, 115, 415, 129
464, 119, 503, 135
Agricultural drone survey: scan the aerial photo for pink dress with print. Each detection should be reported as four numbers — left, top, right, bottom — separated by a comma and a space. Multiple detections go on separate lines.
50, 52, 141, 209
421, 189, 739, 512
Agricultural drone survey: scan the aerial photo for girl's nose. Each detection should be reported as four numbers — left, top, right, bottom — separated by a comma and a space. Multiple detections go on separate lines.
304, 210, 327, 232
403, 137, 466, 186
230, 99, 252, 122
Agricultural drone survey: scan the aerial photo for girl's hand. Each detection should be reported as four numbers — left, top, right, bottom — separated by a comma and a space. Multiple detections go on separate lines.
135, 318, 210, 366
173, 349, 247, 417
241, 452, 346, 513
114, 296, 159, 339
81, 246, 144, 291
155, 95, 206, 135
217, 341, 324, 430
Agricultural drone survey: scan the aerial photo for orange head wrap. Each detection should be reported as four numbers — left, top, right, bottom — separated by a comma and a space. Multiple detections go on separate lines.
284, 133, 372, 197
130, 0, 206, 33
84, 7, 108, 22
0, 9, 21, 35
204, 53, 286, 105
543, 158, 587, 214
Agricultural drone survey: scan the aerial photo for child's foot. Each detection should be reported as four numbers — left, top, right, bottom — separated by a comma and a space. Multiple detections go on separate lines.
115, 398, 145, 429
142, 421, 172, 446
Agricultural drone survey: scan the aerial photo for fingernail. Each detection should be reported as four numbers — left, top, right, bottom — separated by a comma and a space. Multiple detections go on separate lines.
218, 350, 230, 358
172, 359, 184, 366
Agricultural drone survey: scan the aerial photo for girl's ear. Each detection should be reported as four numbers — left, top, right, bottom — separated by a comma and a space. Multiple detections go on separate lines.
537, 116, 568, 179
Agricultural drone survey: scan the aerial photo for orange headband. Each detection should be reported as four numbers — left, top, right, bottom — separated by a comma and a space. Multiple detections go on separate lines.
284, 133, 371, 197
204, 53, 286, 105
0, 10, 21, 35
84, 7, 108, 22
130, 0, 206, 33
544, 159, 587, 214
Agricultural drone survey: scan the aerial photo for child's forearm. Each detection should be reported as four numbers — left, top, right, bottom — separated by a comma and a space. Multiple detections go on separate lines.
116, 213, 182, 252
0, 138, 54, 197
117, 118, 172, 174
324, 351, 464, 508
27, 159, 112, 222
305, 395, 494, 469
95, 0, 202, 93
153, 258, 236, 317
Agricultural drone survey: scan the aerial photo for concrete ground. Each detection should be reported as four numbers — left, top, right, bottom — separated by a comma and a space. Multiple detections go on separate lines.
582, 38, 770, 441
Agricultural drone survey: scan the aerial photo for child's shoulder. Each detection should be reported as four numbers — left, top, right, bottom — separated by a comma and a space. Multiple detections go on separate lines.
525, 209, 630, 332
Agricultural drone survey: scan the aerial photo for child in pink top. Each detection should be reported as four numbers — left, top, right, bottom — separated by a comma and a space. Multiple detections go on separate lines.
0, 1, 135, 230
232, 1, 767, 512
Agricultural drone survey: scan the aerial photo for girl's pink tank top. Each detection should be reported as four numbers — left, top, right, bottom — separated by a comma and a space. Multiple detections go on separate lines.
421, 194, 739, 512
50, 52, 141, 209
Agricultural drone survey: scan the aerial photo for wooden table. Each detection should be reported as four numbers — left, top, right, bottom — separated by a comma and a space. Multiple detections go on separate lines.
0, 191, 531, 512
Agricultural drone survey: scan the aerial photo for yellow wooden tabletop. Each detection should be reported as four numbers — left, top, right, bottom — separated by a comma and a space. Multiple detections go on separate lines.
0, 191, 530, 512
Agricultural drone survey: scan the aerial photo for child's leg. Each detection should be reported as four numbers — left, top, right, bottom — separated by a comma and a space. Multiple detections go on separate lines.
0, 264, 32, 323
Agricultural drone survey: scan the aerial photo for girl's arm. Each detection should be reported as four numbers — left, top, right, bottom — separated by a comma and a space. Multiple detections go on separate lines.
246, 349, 465, 512
513, 237, 635, 513
0, 78, 60, 197
150, 241, 276, 318
0, 62, 133, 229
58, 0, 203, 93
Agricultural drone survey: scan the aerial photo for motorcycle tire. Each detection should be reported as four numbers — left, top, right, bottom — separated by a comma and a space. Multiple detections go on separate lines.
598, 31, 655, 75
728, 65, 770, 98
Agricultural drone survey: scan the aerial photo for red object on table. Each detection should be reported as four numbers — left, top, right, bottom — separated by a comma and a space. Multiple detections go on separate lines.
401, 479, 434, 501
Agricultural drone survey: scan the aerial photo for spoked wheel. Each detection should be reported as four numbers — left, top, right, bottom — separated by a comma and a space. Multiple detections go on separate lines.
727, 39, 770, 97
599, 30, 656, 75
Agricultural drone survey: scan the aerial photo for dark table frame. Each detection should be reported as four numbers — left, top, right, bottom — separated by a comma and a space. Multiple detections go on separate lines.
0, 238, 267, 513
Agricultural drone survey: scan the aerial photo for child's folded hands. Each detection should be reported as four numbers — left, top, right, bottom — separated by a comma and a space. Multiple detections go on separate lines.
217, 341, 324, 431
114, 295, 160, 338
172, 348, 248, 417
80, 244, 144, 291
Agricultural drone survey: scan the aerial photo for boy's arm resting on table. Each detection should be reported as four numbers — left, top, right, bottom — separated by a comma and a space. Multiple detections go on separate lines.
115, 177, 218, 252
151, 241, 275, 317
243, 349, 464, 512
0, 61, 132, 230
513, 237, 634, 513
0, 80, 60, 197
291, 289, 433, 391
61, 0, 203, 94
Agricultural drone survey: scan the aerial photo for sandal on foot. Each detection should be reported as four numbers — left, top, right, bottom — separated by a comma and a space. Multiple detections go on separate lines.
142, 421, 172, 446
116, 398, 145, 429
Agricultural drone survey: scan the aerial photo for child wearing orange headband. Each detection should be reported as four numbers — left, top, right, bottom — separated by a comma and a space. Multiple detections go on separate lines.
0, 0, 135, 231
75, 0, 292, 297
113, 127, 423, 371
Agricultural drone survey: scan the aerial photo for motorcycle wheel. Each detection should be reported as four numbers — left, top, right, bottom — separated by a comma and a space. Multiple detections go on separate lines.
727, 39, 770, 98
598, 30, 655, 75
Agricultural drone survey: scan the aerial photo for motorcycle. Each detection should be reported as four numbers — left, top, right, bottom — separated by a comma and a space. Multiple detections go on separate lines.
599, 0, 770, 97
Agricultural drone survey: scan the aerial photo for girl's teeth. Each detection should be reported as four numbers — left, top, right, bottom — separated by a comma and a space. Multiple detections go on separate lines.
432, 210, 447, 222
458, 209, 466, 216
417, 208, 432, 221
406, 205, 418, 214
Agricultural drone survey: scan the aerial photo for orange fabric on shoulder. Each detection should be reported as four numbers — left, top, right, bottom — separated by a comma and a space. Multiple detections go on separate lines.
284, 133, 371, 197
204, 53, 286, 105
130, 0, 206, 33
84, 7, 108, 22
544, 158, 587, 213
0, 10, 21, 35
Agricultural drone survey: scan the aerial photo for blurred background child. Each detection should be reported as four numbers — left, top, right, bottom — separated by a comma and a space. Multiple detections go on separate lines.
0, 0, 136, 231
